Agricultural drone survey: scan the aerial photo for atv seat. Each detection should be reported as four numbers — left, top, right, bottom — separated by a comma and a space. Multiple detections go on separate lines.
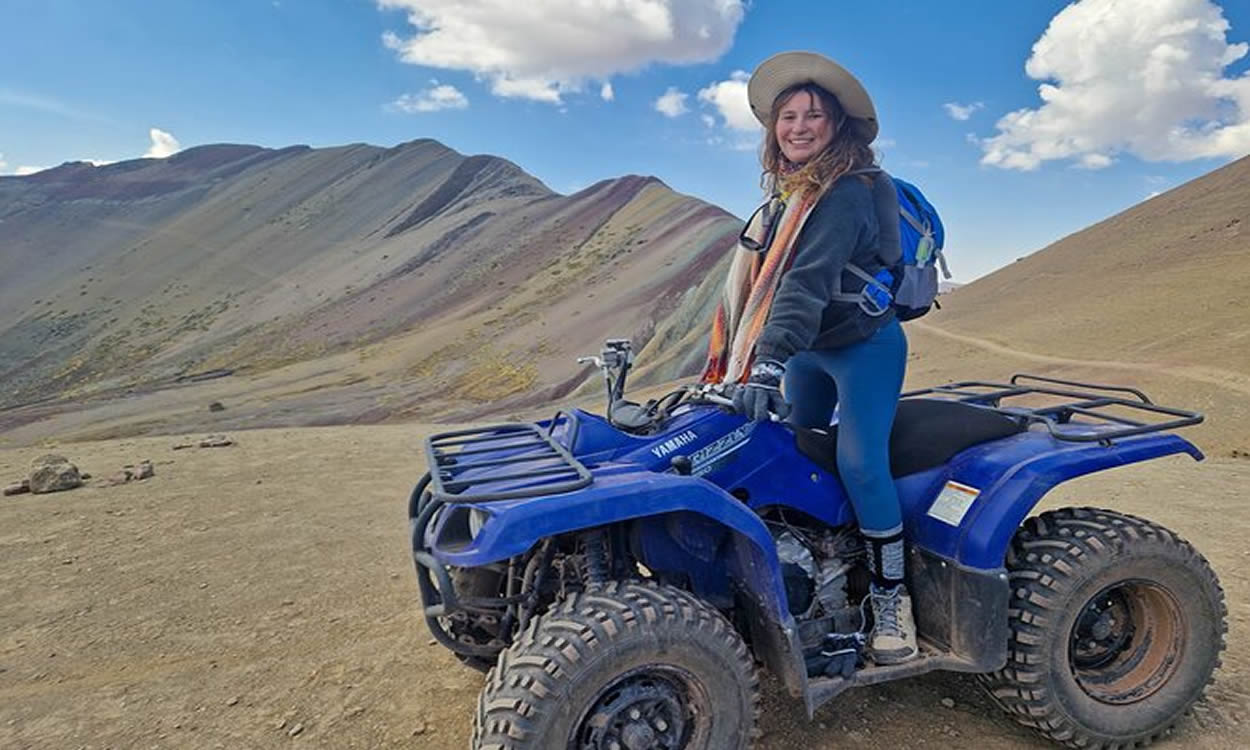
794, 398, 1026, 478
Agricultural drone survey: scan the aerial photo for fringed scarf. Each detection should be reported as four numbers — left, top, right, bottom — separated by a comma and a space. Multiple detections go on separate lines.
701, 185, 823, 384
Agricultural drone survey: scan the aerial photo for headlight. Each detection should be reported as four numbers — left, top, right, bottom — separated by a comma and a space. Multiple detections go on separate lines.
468, 508, 490, 539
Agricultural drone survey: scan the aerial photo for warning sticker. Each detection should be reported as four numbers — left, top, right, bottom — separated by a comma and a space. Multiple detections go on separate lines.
927, 481, 981, 527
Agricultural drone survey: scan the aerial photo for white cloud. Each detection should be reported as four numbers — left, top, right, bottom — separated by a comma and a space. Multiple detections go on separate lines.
377, 0, 745, 104
943, 101, 984, 121
700, 113, 716, 128
1077, 152, 1114, 169
143, 128, 181, 158
654, 86, 689, 117
600, 82, 614, 101
981, 0, 1250, 170
15, 165, 47, 175
0, 152, 6, 171
389, 84, 470, 112
696, 70, 757, 131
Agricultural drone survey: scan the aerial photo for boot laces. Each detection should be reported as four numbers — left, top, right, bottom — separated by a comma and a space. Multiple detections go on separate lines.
870, 585, 905, 638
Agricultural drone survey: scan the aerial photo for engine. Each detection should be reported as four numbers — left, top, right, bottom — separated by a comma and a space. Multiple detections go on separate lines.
768, 514, 869, 653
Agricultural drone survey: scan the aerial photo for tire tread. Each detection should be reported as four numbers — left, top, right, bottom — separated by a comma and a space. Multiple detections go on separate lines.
979, 507, 1228, 750
472, 580, 760, 749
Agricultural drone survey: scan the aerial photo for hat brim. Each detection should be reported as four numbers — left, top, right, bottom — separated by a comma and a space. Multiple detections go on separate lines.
748, 51, 878, 143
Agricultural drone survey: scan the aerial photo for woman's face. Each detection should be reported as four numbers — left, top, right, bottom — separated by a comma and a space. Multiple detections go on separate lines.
774, 89, 836, 165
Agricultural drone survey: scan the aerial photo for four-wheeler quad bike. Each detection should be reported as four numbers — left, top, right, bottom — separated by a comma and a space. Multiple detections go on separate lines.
409, 338, 1227, 750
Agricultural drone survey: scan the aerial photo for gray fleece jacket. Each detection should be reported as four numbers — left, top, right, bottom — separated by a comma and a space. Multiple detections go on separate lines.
754, 173, 901, 363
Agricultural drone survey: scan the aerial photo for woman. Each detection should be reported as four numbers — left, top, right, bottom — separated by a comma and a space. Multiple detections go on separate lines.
702, 51, 915, 664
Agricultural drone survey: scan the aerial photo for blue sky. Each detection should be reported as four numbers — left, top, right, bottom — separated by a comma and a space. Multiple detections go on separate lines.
2, 0, 1249, 281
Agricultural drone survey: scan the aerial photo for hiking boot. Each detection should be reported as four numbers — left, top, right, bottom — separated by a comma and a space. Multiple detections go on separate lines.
868, 583, 918, 664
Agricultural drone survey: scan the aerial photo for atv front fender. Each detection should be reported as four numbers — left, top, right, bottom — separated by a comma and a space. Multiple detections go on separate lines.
907, 431, 1204, 570
425, 467, 810, 696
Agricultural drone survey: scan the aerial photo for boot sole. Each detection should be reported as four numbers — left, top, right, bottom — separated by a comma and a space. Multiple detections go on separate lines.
870, 648, 919, 665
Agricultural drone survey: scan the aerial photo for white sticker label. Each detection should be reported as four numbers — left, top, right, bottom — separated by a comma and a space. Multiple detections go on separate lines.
927, 481, 981, 527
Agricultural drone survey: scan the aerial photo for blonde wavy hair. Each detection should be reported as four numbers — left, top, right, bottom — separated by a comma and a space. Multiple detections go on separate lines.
760, 82, 877, 195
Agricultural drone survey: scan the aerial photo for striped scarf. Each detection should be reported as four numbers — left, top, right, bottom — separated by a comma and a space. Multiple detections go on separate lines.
701, 186, 822, 384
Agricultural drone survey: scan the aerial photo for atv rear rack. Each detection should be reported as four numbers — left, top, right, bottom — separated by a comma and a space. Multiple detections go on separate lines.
902, 373, 1203, 444
425, 423, 592, 502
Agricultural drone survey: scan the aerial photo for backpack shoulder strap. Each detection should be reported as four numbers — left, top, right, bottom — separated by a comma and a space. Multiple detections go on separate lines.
831, 262, 891, 304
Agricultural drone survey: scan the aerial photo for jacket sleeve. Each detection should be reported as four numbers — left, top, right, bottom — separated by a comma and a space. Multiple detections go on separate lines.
754, 182, 874, 364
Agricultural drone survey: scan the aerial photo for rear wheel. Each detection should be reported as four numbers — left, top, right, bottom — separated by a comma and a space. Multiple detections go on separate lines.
473, 581, 759, 750
981, 507, 1227, 748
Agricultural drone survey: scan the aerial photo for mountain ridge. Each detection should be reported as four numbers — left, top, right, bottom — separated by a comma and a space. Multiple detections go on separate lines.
0, 138, 739, 436
2, 142, 1247, 454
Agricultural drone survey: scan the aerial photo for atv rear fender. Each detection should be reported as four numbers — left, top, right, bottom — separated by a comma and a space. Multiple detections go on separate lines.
910, 430, 1205, 569
426, 467, 811, 695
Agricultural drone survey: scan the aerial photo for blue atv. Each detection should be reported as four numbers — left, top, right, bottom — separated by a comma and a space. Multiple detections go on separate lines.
410, 338, 1226, 750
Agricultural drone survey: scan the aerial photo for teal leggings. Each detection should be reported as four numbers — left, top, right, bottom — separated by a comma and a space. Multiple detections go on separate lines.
783, 319, 907, 533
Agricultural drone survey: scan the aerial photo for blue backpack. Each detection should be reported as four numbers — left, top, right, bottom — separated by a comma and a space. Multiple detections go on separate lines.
838, 171, 949, 321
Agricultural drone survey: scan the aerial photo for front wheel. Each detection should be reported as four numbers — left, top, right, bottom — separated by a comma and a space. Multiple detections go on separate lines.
473, 581, 759, 750
980, 507, 1227, 749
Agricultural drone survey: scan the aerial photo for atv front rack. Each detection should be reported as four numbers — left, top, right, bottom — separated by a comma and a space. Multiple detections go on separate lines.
425, 423, 592, 502
902, 373, 1203, 443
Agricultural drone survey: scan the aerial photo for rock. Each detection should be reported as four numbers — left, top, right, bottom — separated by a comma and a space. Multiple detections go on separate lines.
199, 435, 234, 448
104, 472, 131, 487
940, 697, 956, 709
287, 722, 304, 737
226, 696, 239, 706
208, 401, 225, 412
3, 480, 30, 496
30, 454, 69, 469
30, 461, 82, 494
106, 460, 156, 486
133, 460, 154, 480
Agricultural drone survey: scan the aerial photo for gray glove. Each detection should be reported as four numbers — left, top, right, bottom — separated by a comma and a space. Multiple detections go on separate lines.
732, 359, 791, 422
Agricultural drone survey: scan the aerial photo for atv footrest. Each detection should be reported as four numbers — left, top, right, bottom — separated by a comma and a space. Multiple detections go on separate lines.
425, 423, 592, 502
804, 641, 979, 715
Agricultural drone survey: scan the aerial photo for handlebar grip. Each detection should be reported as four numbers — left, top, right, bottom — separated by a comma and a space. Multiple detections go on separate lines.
702, 392, 784, 422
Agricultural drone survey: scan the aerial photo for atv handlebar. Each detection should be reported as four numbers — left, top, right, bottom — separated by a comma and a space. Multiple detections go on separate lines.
696, 390, 786, 423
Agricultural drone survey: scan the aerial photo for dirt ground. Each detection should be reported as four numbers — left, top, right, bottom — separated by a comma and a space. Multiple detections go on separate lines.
1, 423, 1248, 749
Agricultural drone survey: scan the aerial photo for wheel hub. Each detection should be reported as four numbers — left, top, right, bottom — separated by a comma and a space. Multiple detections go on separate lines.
575, 668, 692, 750
1068, 579, 1185, 705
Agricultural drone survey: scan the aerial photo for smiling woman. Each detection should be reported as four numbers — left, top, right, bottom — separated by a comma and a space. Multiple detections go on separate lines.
702, 49, 919, 664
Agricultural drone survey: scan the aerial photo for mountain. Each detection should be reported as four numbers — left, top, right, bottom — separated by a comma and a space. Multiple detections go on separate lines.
4, 142, 1247, 455
0, 140, 739, 439
908, 154, 1250, 455
931, 155, 1250, 375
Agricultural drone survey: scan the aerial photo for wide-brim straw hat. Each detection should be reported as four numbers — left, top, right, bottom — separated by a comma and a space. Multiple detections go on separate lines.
748, 51, 879, 143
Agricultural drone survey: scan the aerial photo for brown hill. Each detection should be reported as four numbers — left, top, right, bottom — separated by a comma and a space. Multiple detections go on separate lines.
0, 140, 738, 440
908, 154, 1250, 456
932, 155, 1250, 377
